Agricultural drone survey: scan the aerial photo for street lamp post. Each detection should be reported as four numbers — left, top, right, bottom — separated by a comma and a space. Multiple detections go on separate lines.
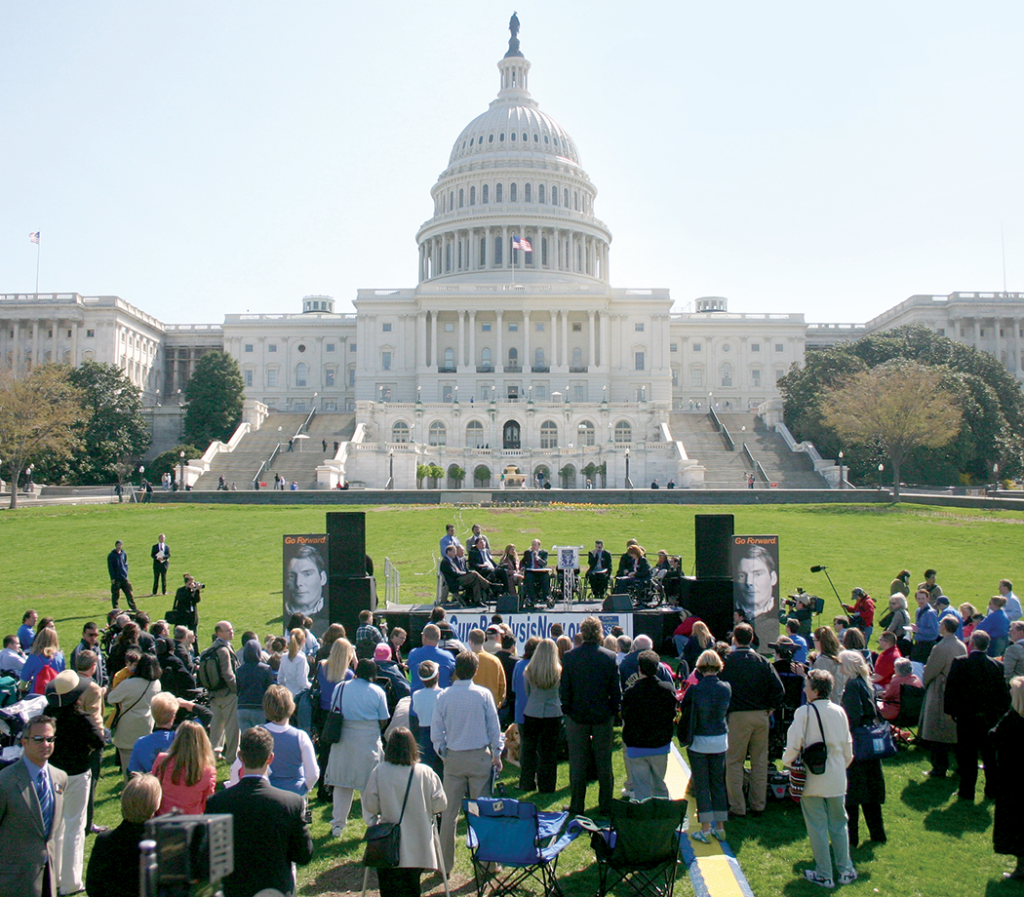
178, 451, 185, 492
838, 451, 844, 490
625, 447, 632, 490
387, 450, 394, 491
877, 463, 884, 492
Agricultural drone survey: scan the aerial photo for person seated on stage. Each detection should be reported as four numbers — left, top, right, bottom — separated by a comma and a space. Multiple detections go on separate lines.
616, 545, 651, 596
521, 539, 551, 608
439, 544, 492, 607
587, 540, 613, 601
469, 533, 509, 594
499, 544, 524, 596
617, 539, 640, 579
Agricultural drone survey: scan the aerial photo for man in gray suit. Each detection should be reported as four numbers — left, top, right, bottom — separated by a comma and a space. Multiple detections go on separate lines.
0, 715, 67, 897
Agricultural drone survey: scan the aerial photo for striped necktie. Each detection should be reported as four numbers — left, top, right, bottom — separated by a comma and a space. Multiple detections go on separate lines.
36, 769, 54, 837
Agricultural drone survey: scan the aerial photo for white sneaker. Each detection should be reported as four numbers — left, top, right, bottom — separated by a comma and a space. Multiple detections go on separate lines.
804, 870, 835, 889
838, 870, 858, 885
621, 787, 634, 799
331, 826, 344, 838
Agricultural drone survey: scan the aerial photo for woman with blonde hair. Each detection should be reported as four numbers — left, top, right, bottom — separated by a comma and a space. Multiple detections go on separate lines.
811, 627, 847, 702
555, 634, 573, 660
314, 637, 356, 800
277, 627, 312, 733
884, 593, 912, 656
152, 720, 217, 816
20, 626, 65, 693
262, 685, 319, 796
683, 621, 714, 673
500, 544, 524, 594
839, 650, 886, 847
86, 773, 163, 897
520, 639, 563, 792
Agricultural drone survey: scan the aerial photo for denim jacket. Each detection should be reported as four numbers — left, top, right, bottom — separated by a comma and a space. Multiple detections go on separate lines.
686, 674, 731, 738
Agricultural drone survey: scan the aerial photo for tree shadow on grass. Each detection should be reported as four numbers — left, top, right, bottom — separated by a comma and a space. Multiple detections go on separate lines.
300, 863, 475, 896
985, 873, 1024, 895
922, 797, 992, 833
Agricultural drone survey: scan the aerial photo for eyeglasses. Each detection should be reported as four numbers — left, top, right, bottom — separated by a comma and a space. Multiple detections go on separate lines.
28, 736, 56, 744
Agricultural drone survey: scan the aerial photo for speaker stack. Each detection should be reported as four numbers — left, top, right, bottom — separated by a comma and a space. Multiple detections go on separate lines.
326, 511, 376, 639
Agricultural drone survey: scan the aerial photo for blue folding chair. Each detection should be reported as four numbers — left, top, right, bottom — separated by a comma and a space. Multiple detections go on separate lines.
462, 797, 581, 897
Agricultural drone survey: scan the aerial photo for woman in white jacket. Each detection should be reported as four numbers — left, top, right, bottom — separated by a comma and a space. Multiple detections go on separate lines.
783, 669, 856, 889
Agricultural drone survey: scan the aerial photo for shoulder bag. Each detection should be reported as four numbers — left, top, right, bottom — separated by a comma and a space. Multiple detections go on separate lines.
851, 689, 897, 761
362, 766, 415, 868
801, 701, 829, 775
110, 682, 151, 735
321, 681, 347, 746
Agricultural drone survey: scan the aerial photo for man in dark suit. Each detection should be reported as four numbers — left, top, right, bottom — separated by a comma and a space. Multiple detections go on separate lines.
0, 715, 68, 897
206, 726, 314, 897
521, 539, 551, 608
150, 533, 170, 596
439, 544, 491, 607
586, 539, 613, 600
945, 629, 1011, 801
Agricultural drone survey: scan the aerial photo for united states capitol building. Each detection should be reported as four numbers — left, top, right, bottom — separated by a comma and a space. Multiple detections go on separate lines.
3, 20, 1023, 490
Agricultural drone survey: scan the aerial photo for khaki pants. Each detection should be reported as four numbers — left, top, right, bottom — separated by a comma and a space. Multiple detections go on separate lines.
725, 709, 770, 815
210, 692, 239, 761
440, 747, 493, 874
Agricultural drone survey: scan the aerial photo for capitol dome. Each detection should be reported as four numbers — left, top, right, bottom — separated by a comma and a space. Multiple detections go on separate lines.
416, 18, 611, 286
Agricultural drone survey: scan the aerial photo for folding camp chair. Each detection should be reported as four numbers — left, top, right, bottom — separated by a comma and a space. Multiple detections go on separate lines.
462, 796, 581, 897
891, 683, 926, 748
586, 797, 688, 897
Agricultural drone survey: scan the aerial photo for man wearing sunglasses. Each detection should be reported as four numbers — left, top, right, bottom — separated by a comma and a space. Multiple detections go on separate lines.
0, 714, 67, 896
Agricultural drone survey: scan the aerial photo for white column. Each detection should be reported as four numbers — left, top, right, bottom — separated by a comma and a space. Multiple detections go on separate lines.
12, 321, 20, 373
502, 226, 509, 268
496, 310, 504, 373
417, 312, 427, 370
588, 310, 596, 369
430, 310, 438, 369
523, 311, 531, 373
468, 311, 476, 369
458, 310, 466, 370
51, 318, 60, 365
31, 321, 39, 369
550, 309, 558, 368
561, 309, 569, 371
70, 320, 79, 366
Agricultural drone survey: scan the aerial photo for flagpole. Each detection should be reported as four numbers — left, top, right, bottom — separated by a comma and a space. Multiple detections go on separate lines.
35, 240, 41, 295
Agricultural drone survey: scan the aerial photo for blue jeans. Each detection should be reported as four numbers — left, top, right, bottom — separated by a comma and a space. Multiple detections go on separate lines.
237, 708, 266, 733
800, 795, 854, 882
687, 749, 728, 824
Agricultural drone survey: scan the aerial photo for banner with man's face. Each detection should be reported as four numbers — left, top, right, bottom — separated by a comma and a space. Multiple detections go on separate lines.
732, 535, 780, 652
283, 535, 329, 635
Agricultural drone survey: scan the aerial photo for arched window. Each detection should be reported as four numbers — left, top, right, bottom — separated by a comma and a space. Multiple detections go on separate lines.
482, 184, 489, 203
508, 346, 519, 370
481, 347, 492, 368
578, 420, 596, 446
524, 183, 531, 203
534, 347, 545, 369
429, 422, 446, 446
539, 184, 545, 203
449, 191, 454, 209
458, 188, 464, 208
495, 183, 503, 203
571, 347, 583, 370
721, 362, 732, 387
466, 420, 484, 447
392, 421, 410, 443
564, 188, 569, 206
574, 191, 579, 210
443, 347, 455, 370
469, 186, 476, 205
494, 237, 503, 266
510, 183, 517, 202
751, 367, 762, 387
614, 421, 632, 443
552, 187, 558, 207
295, 362, 308, 387
540, 420, 558, 449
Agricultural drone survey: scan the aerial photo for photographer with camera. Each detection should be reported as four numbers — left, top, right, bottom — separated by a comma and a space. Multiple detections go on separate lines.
172, 574, 203, 632
841, 588, 876, 644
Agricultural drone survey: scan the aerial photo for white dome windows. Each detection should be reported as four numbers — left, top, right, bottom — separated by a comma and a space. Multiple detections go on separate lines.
495, 184, 503, 203
458, 188, 464, 209
510, 183, 517, 202
482, 185, 489, 203
469, 186, 476, 205
524, 183, 531, 203
539, 184, 546, 204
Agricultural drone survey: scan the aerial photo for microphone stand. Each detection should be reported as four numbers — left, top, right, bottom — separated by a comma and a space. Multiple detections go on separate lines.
812, 566, 842, 604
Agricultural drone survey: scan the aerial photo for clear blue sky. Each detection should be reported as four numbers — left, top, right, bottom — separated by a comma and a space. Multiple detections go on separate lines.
3, 2, 1022, 324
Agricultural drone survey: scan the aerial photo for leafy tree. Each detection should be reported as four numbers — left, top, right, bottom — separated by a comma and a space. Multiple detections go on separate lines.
780, 326, 1024, 486
0, 366, 87, 508
821, 363, 961, 501
448, 464, 466, 487
473, 464, 491, 486
35, 361, 150, 485
427, 463, 444, 486
183, 351, 245, 449
149, 444, 204, 485
416, 463, 429, 487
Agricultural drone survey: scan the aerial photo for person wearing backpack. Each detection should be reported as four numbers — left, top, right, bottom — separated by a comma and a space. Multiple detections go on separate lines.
783, 669, 856, 889
203, 621, 240, 763
20, 626, 65, 694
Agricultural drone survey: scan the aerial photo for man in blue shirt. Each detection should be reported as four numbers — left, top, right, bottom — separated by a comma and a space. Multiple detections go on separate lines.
408, 624, 456, 691
935, 597, 964, 641
128, 693, 180, 774
999, 580, 1022, 621
910, 589, 939, 663
18, 609, 38, 652
106, 540, 137, 611
784, 619, 809, 664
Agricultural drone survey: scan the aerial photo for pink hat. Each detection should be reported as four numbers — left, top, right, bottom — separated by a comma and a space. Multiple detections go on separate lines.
374, 644, 392, 661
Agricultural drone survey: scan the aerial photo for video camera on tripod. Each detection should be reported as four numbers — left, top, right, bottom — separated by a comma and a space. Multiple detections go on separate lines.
140, 813, 233, 897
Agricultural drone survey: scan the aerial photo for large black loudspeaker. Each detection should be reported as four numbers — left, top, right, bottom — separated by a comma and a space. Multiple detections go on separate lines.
602, 594, 633, 613
326, 512, 375, 638
327, 512, 367, 577
695, 514, 734, 580
495, 594, 521, 615
685, 579, 734, 644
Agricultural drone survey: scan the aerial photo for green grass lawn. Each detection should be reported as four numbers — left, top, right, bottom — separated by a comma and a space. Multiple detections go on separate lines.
3, 501, 1023, 895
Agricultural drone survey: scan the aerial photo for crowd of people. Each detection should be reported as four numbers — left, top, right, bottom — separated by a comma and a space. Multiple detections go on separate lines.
4, 550, 1024, 896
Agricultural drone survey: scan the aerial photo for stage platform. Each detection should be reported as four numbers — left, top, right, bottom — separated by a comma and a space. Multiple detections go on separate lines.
379, 600, 686, 654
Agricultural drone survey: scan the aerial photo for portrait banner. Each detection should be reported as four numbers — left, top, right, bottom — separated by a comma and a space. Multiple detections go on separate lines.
283, 534, 330, 636
731, 535, 780, 653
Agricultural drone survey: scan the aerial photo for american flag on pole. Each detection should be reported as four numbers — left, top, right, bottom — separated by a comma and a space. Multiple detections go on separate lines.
29, 232, 40, 244
512, 235, 532, 252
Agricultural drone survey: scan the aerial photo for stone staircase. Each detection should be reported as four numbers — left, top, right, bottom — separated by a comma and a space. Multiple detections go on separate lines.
669, 411, 827, 489
192, 412, 356, 491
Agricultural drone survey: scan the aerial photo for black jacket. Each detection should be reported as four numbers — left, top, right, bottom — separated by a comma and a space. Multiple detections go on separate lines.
86, 821, 147, 897
560, 643, 620, 724
945, 650, 1010, 728
621, 676, 678, 748
205, 777, 314, 897
719, 646, 785, 713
